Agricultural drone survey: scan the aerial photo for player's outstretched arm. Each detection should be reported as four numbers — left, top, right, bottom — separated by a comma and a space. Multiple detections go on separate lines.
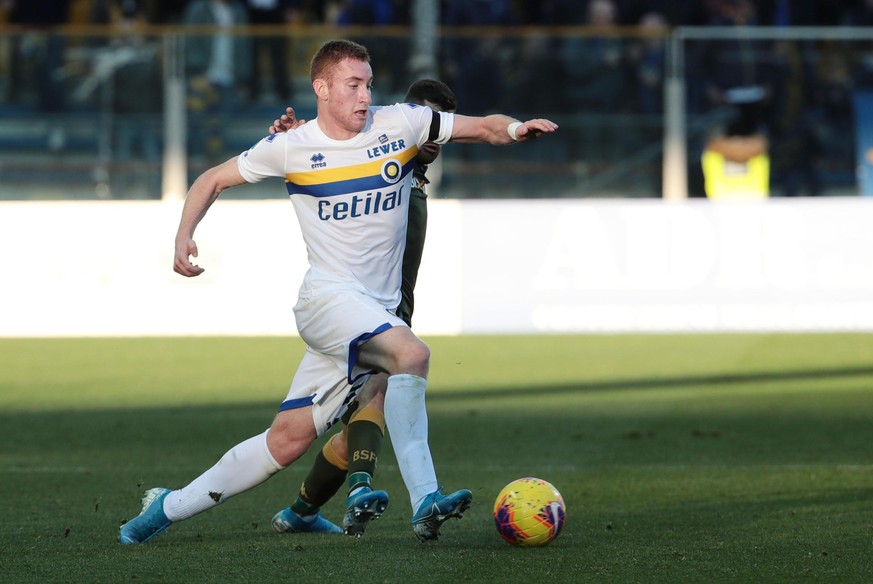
174, 157, 247, 277
450, 114, 558, 145
269, 106, 307, 135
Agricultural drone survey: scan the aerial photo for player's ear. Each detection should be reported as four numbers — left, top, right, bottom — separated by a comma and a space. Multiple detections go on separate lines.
313, 79, 329, 101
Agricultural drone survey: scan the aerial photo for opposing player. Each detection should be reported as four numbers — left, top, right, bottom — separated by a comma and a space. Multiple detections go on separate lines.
118, 39, 557, 545
269, 79, 458, 537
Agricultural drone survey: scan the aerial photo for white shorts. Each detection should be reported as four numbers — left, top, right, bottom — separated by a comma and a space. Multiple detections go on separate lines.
279, 347, 371, 435
294, 287, 407, 382
280, 287, 407, 435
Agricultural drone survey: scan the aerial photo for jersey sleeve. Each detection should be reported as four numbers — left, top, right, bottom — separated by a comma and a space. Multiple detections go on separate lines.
429, 110, 454, 145
237, 133, 287, 183
398, 104, 454, 146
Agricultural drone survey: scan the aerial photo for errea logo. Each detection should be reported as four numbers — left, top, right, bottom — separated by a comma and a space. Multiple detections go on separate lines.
310, 153, 326, 169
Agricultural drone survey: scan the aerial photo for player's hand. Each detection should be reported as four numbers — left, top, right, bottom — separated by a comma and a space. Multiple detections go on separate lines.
514, 118, 559, 142
174, 238, 205, 277
268, 106, 307, 135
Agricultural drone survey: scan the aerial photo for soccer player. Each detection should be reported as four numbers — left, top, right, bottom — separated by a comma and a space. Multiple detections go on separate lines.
118, 39, 557, 545
269, 79, 458, 537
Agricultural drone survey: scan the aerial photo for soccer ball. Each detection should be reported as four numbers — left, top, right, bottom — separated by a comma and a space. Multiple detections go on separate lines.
493, 477, 566, 547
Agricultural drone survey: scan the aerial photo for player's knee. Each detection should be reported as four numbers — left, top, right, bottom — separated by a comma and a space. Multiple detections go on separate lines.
267, 411, 317, 466
270, 434, 314, 467
397, 339, 430, 376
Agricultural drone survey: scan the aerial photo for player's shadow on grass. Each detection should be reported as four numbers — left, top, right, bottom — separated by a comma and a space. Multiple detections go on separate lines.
596, 485, 873, 534
427, 365, 873, 402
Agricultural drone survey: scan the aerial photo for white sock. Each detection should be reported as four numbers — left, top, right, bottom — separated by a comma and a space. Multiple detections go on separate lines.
384, 373, 438, 511
163, 430, 284, 521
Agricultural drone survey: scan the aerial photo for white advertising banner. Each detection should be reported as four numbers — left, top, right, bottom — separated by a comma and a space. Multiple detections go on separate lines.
459, 199, 873, 333
1, 198, 871, 336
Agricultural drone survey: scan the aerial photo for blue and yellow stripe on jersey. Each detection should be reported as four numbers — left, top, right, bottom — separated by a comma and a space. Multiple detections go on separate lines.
285, 145, 420, 197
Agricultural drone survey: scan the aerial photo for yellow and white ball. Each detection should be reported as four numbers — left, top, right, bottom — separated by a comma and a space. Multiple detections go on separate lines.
493, 477, 566, 547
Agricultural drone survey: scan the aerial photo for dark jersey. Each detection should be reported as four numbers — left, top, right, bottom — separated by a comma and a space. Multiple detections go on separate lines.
396, 161, 430, 326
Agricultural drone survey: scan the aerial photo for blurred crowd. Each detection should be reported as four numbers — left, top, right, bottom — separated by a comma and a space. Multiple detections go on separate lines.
4, 0, 873, 113
3, 0, 873, 197
5, 0, 873, 28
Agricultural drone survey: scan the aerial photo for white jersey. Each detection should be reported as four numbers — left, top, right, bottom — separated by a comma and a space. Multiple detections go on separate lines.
238, 104, 454, 309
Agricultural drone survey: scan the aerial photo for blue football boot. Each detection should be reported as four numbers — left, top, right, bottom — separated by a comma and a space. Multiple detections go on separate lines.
118, 488, 172, 544
412, 487, 472, 542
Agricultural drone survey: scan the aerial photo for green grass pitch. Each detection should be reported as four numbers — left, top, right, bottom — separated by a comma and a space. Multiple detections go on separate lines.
2, 334, 873, 583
